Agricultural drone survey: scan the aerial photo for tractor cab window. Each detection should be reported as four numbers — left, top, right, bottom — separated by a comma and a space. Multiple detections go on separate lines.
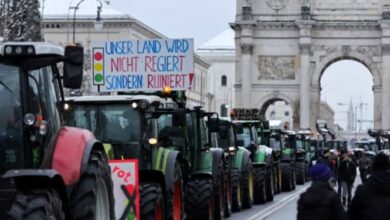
236, 126, 251, 147
157, 114, 185, 149
100, 106, 141, 144
296, 140, 304, 150
0, 63, 23, 172
269, 137, 281, 150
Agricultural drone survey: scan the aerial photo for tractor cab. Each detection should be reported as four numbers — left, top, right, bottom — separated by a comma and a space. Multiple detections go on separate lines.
0, 43, 82, 173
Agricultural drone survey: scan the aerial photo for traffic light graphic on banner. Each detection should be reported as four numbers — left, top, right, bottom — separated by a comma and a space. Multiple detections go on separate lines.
93, 48, 104, 85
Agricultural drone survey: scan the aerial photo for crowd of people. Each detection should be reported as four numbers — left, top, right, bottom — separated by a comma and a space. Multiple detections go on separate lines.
297, 149, 390, 220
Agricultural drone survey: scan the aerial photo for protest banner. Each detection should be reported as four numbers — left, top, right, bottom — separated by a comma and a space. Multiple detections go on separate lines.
91, 38, 194, 92
109, 160, 139, 220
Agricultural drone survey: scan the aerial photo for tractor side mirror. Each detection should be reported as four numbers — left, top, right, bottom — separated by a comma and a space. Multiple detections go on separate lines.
63, 45, 84, 89
207, 117, 219, 132
172, 110, 186, 126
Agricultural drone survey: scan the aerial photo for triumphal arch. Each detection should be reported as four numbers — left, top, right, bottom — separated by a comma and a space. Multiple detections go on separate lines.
232, 0, 390, 130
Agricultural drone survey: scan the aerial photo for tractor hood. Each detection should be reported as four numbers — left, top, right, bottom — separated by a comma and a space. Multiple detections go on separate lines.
259, 145, 273, 156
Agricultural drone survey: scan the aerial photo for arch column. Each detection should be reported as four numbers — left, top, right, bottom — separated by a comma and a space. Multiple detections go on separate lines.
381, 20, 390, 129
296, 20, 315, 129
241, 43, 253, 107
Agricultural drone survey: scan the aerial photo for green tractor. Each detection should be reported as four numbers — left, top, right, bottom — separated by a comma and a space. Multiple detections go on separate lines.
216, 117, 256, 213
281, 131, 297, 191
65, 94, 189, 220
257, 120, 284, 196
183, 107, 227, 220
230, 108, 273, 205
295, 130, 315, 184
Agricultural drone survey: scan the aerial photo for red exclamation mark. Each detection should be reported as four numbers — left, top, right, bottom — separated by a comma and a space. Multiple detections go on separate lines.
188, 73, 194, 90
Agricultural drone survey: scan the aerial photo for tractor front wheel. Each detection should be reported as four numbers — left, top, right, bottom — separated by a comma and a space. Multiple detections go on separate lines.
185, 178, 214, 220
140, 183, 164, 220
242, 162, 254, 209
265, 166, 274, 202
253, 167, 267, 204
70, 149, 115, 220
296, 161, 306, 185
231, 169, 242, 212
8, 189, 65, 220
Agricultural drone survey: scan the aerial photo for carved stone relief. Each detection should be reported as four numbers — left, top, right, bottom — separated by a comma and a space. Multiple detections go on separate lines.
266, 0, 289, 10
258, 56, 296, 80
357, 45, 381, 57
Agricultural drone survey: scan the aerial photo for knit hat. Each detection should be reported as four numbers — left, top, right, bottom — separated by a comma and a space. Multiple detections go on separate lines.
310, 163, 332, 181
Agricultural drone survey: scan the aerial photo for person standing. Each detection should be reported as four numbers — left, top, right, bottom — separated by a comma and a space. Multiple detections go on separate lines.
297, 163, 347, 220
348, 152, 390, 220
337, 152, 357, 206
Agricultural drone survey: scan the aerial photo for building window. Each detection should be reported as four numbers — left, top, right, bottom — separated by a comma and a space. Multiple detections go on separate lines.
284, 111, 290, 117
221, 75, 227, 86
221, 104, 228, 117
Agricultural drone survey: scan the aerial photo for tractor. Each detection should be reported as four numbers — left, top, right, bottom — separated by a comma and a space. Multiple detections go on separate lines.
0, 42, 114, 219
280, 130, 297, 191
216, 117, 256, 212
231, 108, 273, 205
295, 130, 315, 184
65, 93, 188, 220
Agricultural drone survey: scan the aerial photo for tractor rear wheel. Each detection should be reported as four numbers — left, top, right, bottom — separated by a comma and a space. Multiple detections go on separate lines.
253, 167, 267, 204
140, 183, 164, 220
214, 161, 225, 220
8, 189, 64, 220
185, 178, 214, 220
242, 162, 254, 209
265, 167, 274, 202
281, 163, 293, 191
231, 169, 242, 212
224, 163, 232, 217
167, 162, 183, 220
296, 162, 306, 185
70, 149, 114, 220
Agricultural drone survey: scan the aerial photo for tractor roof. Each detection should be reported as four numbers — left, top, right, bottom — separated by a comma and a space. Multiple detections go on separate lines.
66, 95, 173, 104
0, 42, 64, 56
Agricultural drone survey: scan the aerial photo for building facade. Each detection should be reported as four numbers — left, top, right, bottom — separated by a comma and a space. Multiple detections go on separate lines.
197, 29, 235, 115
41, 0, 209, 107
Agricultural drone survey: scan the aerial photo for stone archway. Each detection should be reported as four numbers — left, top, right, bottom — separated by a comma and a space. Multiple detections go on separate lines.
256, 94, 300, 130
311, 49, 382, 129
232, 0, 390, 130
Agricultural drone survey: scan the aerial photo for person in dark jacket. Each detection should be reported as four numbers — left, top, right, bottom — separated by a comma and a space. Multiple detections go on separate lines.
348, 152, 390, 220
337, 152, 357, 205
297, 163, 348, 220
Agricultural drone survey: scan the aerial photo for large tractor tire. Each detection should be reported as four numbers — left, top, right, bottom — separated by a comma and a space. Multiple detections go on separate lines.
305, 162, 311, 182
273, 162, 282, 194
70, 149, 115, 220
167, 162, 184, 220
242, 162, 254, 209
224, 163, 232, 217
214, 161, 225, 220
140, 183, 164, 220
231, 169, 243, 212
291, 164, 297, 190
265, 166, 274, 202
281, 163, 293, 192
253, 167, 267, 204
296, 161, 306, 185
8, 189, 65, 220
185, 178, 214, 220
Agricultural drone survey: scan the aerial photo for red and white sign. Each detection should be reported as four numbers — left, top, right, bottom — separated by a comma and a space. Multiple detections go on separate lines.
109, 160, 139, 220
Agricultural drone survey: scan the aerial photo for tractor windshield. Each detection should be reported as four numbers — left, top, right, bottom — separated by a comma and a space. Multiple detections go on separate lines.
66, 104, 141, 144
0, 63, 23, 172
236, 126, 251, 147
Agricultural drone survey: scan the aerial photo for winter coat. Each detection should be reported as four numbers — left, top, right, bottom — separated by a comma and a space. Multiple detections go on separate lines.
348, 171, 390, 220
337, 159, 357, 183
297, 181, 348, 220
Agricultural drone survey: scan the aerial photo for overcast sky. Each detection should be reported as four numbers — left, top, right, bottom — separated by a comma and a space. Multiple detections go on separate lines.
75, 0, 373, 130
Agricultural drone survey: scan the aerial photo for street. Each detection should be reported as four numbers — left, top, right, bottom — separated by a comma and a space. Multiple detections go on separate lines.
229, 177, 363, 220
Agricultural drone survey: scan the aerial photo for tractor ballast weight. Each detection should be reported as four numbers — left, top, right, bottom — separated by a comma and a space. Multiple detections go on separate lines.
0, 42, 114, 219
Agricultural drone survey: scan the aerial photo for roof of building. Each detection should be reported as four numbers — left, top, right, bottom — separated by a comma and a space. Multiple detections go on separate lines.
197, 28, 235, 51
41, 0, 130, 19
